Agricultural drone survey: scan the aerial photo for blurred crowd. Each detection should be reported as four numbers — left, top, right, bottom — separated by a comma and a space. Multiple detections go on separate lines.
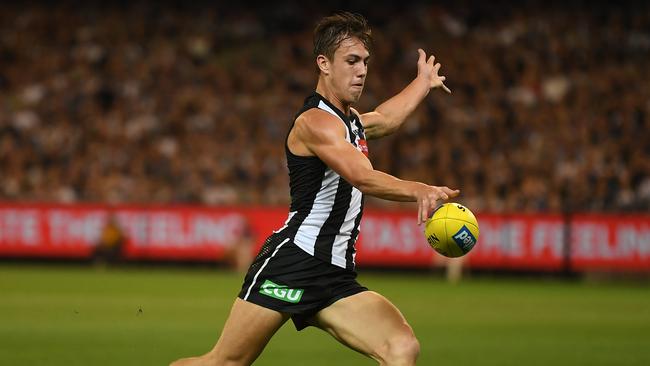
1, 1, 649, 212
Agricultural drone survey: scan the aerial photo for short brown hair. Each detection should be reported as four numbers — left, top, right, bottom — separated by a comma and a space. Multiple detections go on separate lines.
313, 12, 372, 60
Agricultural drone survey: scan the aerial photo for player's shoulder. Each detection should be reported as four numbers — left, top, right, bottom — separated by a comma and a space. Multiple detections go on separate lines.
297, 107, 339, 123
295, 108, 344, 132
294, 108, 346, 140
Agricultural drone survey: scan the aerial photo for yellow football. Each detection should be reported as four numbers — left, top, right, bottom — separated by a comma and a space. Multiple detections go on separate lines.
424, 203, 480, 258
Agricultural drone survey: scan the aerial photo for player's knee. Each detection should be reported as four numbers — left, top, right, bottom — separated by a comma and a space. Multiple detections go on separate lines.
390, 334, 420, 363
378, 327, 420, 365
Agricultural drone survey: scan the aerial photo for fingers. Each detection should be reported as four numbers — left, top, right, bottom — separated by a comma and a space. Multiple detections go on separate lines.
441, 186, 461, 197
417, 49, 426, 64
418, 199, 427, 225
425, 57, 450, 93
418, 186, 461, 224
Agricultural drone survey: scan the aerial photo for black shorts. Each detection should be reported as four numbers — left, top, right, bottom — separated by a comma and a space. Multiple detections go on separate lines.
238, 231, 368, 331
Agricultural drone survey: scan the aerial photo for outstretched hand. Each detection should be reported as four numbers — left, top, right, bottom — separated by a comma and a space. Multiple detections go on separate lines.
416, 185, 460, 225
417, 49, 451, 94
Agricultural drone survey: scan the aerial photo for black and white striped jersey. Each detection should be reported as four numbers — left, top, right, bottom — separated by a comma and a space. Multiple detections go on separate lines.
279, 92, 368, 270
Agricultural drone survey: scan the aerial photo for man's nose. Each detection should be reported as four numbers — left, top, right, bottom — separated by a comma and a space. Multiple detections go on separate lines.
357, 64, 367, 78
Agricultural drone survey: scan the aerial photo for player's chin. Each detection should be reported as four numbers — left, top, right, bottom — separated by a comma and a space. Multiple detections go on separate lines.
349, 88, 363, 102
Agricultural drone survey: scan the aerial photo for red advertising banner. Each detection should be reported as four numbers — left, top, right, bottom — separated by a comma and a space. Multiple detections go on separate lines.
0, 204, 254, 260
355, 211, 435, 267
356, 212, 567, 270
0, 203, 648, 272
463, 214, 566, 270
570, 214, 650, 271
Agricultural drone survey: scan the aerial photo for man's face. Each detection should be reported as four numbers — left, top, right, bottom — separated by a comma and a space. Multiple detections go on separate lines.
328, 37, 370, 104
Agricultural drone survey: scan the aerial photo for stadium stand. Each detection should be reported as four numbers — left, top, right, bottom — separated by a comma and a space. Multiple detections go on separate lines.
1, 1, 648, 212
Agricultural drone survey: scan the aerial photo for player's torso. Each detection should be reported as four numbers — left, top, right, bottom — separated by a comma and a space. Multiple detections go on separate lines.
280, 92, 367, 270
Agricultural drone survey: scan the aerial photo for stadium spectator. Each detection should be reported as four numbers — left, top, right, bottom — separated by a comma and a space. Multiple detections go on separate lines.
92, 213, 126, 266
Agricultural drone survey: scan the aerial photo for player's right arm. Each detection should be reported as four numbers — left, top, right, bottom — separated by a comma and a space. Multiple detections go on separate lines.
289, 109, 459, 224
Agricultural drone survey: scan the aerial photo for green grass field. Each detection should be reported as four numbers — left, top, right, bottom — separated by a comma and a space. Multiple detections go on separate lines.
1, 265, 649, 366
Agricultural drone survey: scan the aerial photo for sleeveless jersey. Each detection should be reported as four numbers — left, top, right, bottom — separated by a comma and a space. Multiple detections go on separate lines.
279, 92, 368, 270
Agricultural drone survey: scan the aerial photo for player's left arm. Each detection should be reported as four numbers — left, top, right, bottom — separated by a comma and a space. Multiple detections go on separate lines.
359, 49, 451, 140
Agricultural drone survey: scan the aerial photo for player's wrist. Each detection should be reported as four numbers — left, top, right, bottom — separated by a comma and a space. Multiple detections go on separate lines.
415, 77, 435, 100
413, 74, 431, 89
410, 182, 430, 201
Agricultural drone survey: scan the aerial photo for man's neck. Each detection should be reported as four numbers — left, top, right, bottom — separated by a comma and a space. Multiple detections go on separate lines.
315, 81, 350, 115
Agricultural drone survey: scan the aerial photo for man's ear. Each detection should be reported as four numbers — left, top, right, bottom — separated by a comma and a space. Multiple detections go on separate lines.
316, 55, 330, 75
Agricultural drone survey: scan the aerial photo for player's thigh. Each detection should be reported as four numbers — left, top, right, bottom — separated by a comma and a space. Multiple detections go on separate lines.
211, 298, 290, 362
312, 291, 417, 360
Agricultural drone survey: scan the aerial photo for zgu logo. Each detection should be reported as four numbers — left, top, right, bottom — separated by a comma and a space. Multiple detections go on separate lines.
259, 280, 304, 303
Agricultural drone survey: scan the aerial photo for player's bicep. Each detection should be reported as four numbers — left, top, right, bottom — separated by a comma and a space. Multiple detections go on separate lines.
295, 115, 374, 186
357, 110, 387, 140
314, 139, 375, 187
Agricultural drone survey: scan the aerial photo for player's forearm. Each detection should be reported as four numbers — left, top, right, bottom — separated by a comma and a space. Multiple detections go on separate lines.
372, 76, 430, 135
352, 169, 425, 202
